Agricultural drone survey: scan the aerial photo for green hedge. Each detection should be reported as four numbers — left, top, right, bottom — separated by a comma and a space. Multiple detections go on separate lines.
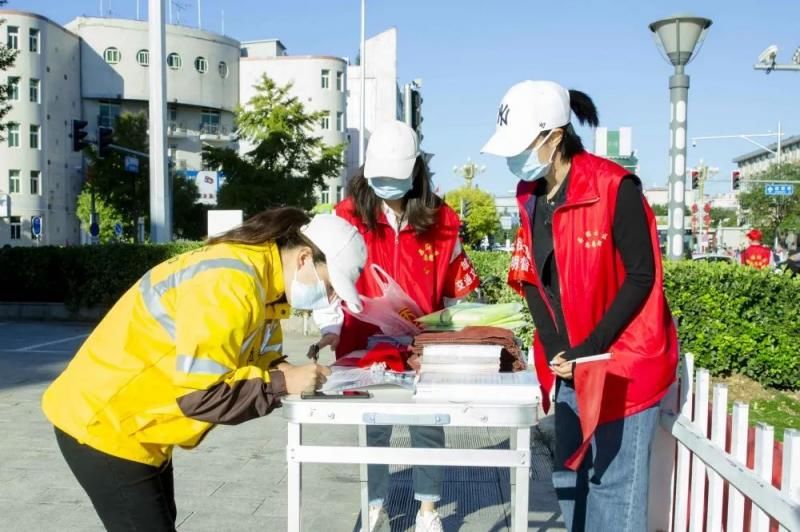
1, 245, 798, 389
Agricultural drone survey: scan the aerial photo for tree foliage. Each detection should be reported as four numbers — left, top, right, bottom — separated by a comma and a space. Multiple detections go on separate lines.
82, 112, 201, 239
203, 75, 345, 217
0, 12, 19, 141
738, 162, 800, 244
76, 188, 126, 243
444, 186, 500, 246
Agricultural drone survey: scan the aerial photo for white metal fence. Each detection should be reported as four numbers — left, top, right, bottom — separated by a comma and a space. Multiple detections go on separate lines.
648, 352, 800, 532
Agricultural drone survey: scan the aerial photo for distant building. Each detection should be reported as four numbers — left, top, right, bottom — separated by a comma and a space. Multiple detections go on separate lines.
644, 187, 698, 207
733, 135, 800, 179
493, 195, 519, 228
594, 127, 639, 174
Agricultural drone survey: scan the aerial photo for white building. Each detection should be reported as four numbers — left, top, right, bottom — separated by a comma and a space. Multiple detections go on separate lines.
644, 186, 698, 207
240, 39, 348, 204
346, 28, 405, 178
65, 16, 240, 206
733, 134, 800, 179
0, 11, 83, 247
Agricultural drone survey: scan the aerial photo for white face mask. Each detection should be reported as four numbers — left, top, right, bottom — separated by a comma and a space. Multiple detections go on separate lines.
290, 259, 328, 310
506, 131, 556, 181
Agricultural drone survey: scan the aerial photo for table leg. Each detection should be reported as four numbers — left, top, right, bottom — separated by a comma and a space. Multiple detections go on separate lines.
512, 426, 530, 532
358, 424, 369, 532
288, 422, 302, 532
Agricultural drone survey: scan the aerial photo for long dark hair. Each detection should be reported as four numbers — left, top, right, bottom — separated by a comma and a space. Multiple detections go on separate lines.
540, 90, 600, 161
346, 156, 442, 234
207, 207, 325, 264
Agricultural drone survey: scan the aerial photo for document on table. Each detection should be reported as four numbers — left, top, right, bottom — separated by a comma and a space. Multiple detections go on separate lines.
321, 367, 416, 393
414, 371, 540, 404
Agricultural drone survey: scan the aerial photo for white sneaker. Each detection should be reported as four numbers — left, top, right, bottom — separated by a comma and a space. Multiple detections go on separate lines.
415, 510, 443, 532
361, 504, 388, 532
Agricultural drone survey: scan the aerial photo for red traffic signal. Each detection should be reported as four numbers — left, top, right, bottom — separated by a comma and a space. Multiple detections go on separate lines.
731, 170, 741, 191
691, 170, 700, 190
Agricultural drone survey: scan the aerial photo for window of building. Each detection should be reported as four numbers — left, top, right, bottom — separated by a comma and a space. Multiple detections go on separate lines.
7, 77, 19, 101
7, 26, 18, 50
194, 56, 208, 73
218, 61, 228, 78
29, 78, 40, 103
29, 28, 40, 53
321, 69, 330, 89
320, 189, 330, 204
104, 47, 121, 64
9, 216, 21, 240
336, 111, 344, 132
168, 144, 177, 163
336, 71, 344, 91
7, 123, 19, 147
98, 102, 120, 128
320, 113, 330, 130
201, 108, 220, 133
30, 171, 40, 195
136, 49, 149, 66
167, 53, 182, 70
337, 185, 344, 202
168, 106, 177, 125
29, 125, 40, 149
9, 170, 20, 194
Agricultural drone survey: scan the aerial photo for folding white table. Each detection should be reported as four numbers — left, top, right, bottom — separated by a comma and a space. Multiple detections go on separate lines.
282, 387, 539, 531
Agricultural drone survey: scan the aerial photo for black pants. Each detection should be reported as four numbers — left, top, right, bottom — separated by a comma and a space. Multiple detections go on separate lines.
54, 427, 177, 532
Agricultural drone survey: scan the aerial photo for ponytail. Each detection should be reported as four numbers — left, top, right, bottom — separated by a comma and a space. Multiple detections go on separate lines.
207, 206, 326, 263
543, 89, 600, 161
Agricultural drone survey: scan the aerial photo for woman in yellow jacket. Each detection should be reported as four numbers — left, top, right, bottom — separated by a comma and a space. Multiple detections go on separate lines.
42, 207, 367, 531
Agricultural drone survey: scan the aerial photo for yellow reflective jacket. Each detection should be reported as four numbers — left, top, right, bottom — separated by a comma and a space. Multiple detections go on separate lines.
42, 242, 292, 466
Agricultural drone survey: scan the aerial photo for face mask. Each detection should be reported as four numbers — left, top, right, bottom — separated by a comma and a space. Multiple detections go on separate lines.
290, 259, 328, 310
368, 176, 413, 200
506, 131, 556, 182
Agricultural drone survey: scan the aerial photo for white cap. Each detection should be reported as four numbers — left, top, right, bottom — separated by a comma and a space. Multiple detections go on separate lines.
300, 214, 367, 313
364, 120, 419, 180
481, 81, 571, 157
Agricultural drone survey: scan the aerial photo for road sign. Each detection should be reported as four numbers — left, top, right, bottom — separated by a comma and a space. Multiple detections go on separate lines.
31, 216, 42, 238
90, 222, 100, 237
124, 156, 140, 173
764, 183, 794, 196
114, 223, 123, 237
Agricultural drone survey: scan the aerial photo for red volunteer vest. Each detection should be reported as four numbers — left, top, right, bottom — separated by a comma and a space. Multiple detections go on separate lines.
334, 198, 479, 358
509, 151, 678, 469
741, 244, 772, 269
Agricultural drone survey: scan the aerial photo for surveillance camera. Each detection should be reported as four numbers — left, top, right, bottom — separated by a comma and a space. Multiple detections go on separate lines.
692, 140, 697, 148
758, 44, 779, 65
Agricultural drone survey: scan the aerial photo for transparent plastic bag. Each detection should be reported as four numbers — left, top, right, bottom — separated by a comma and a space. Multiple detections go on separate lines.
343, 264, 423, 336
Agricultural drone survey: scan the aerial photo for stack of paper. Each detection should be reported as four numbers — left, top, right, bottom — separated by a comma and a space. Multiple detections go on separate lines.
420, 344, 502, 374
414, 371, 539, 404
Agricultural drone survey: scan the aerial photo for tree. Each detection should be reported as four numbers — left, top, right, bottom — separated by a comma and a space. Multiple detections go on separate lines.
444, 186, 500, 246
203, 75, 345, 217
738, 162, 800, 244
0, 9, 19, 142
76, 188, 126, 243
709, 207, 737, 227
83, 112, 200, 239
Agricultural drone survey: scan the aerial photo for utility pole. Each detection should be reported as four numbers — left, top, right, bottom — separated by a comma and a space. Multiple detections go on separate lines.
149, 0, 171, 242
358, 0, 366, 167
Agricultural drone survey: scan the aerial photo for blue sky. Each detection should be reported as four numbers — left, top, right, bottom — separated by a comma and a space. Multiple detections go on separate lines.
20, 0, 800, 197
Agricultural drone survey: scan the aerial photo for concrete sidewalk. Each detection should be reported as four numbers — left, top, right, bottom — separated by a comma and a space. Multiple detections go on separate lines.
0, 321, 564, 531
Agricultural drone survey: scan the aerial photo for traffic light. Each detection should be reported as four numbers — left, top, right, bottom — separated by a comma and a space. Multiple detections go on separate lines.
690, 169, 700, 190
462, 200, 472, 220
731, 170, 741, 191
459, 222, 468, 242
71, 119, 89, 152
97, 126, 114, 159
410, 88, 423, 141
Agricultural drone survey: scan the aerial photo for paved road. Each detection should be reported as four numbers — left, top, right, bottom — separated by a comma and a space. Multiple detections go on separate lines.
0, 321, 564, 531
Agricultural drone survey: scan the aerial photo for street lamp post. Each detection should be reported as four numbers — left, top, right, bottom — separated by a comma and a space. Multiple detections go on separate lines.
650, 14, 712, 260
358, 0, 366, 167
452, 158, 486, 189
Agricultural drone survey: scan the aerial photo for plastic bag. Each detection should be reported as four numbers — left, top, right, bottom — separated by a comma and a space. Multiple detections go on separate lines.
343, 264, 423, 336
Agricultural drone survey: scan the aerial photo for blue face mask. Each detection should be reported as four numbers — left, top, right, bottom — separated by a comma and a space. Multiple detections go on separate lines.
506, 132, 555, 182
290, 260, 329, 310
368, 176, 413, 200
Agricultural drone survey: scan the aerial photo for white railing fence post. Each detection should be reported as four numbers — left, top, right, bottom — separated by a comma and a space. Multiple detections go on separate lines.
751, 423, 775, 532
649, 380, 679, 532
689, 368, 710, 532
726, 401, 749, 532
779, 428, 800, 532
706, 383, 728, 531
672, 353, 695, 532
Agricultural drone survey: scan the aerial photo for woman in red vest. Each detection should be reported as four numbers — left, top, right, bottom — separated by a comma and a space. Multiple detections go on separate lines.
741, 228, 773, 269
482, 81, 678, 532
314, 120, 480, 532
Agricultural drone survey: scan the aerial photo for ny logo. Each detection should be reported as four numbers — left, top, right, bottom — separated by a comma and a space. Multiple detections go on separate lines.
497, 104, 510, 126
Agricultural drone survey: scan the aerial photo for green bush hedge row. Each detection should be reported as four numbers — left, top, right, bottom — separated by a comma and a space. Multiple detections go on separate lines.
1, 245, 797, 389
